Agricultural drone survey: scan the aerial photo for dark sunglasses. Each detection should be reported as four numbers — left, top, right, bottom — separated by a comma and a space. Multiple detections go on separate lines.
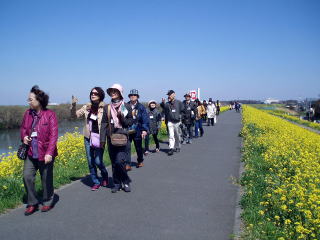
91, 92, 99, 96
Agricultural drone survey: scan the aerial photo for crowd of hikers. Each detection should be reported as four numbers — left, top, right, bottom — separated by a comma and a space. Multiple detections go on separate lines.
20, 85, 223, 216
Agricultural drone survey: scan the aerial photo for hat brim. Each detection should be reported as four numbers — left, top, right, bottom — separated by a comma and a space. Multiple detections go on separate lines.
107, 88, 123, 98
128, 94, 139, 98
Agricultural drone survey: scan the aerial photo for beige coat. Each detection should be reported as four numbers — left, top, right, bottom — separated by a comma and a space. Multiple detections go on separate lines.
76, 102, 106, 139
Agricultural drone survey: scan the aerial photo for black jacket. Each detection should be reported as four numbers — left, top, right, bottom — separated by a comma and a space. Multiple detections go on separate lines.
146, 108, 162, 134
160, 99, 185, 123
182, 100, 197, 124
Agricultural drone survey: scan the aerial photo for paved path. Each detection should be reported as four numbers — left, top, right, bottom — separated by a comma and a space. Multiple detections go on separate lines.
0, 110, 242, 240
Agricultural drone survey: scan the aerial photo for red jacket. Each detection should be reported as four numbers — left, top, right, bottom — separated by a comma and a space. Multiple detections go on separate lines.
20, 109, 58, 161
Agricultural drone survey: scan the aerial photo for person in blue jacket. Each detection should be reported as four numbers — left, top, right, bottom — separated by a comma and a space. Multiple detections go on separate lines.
126, 89, 149, 170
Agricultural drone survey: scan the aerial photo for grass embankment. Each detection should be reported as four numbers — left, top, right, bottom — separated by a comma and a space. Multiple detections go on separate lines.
0, 105, 82, 130
240, 106, 320, 240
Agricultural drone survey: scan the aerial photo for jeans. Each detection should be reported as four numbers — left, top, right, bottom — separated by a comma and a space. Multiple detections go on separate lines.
126, 134, 144, 164
23, 157, 54, 206
84, 137, 108, 185
195, 119, 204, 137
144, 132, 160, 151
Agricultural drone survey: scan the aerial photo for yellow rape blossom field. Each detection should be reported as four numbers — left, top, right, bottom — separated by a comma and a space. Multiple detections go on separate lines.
240, 105, 320, 240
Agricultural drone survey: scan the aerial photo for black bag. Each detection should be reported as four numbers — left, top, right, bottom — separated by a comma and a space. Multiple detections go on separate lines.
17, 112, 39, 160
17, 143, 29, 160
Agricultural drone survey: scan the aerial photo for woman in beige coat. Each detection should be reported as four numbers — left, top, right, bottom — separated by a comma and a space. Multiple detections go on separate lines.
71, 87, 109, 191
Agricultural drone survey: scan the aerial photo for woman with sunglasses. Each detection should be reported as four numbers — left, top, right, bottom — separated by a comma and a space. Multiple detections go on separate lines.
71, 87, 109, 191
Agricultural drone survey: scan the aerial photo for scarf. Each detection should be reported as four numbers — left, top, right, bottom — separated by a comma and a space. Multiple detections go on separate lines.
110, 99, 124, 128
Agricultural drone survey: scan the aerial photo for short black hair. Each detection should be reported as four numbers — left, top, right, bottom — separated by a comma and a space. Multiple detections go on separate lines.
90, 87, 105, 102
30, 85, 49, 109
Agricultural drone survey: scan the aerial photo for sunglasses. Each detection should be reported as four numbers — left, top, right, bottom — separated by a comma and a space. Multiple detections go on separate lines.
91, 92, 99, 96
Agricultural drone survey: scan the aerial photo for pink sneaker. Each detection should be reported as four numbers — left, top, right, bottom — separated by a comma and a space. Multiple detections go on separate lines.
91, 184, 100, 191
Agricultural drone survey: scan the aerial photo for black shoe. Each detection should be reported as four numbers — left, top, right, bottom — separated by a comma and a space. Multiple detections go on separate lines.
168, 149, 174, 156
123, 184, 131, 192
111, 185, 121, 193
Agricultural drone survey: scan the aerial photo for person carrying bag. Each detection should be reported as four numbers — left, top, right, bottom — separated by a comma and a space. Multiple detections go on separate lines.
102, 83, 134, 193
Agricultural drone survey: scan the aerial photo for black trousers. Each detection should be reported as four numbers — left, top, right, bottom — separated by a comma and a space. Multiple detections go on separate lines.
208, 118, 215, 126
182, 123, 193, 141
108, 140, 131, 187
127, 134, 144, 164
23, 157, 54, 206
144, 132, 160, 151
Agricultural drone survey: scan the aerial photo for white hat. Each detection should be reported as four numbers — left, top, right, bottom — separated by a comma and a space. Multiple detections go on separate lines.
107, 83, 124, 98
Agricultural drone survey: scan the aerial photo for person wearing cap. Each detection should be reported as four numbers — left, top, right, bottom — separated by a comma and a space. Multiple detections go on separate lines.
101, 84, 134, 193
144, 100, 162, 155
207, 99, 217, 126
160, 90, 185, 156
71, 87, 109, 191
181, 93, 197, 144
126, 89, 149, 169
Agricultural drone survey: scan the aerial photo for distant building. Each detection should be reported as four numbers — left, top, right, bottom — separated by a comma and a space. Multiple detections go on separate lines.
264, 98, 280, 104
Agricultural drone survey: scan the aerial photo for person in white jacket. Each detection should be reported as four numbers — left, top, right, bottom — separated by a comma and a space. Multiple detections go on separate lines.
207, 100, 216, 126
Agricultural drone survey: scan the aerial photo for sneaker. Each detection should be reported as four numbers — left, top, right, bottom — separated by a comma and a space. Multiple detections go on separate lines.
144, 151, 149, 156
123, 184, 131, 192
168, 149, 174, 156
188, 139, 192, 144
41, 205, 53, 212
155, 148, 160, 152
102, 180, 108, 187
91, 184, 100, 191
24, 205, 38, 216
136, 162, 144, 168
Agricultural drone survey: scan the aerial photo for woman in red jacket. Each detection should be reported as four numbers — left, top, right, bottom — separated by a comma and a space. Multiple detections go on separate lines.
20, 86, 58, 216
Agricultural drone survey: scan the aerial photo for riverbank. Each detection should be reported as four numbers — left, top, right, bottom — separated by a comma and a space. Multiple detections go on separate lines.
0, 105, 83, 130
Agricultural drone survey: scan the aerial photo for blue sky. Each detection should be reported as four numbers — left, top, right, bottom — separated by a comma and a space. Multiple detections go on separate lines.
0, 0, 319, 105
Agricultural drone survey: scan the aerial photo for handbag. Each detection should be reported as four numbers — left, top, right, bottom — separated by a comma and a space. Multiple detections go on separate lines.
108, 104, 128, 147
17, 143, 29, 160
17, 113, 39, 160
89, 120, 101, 148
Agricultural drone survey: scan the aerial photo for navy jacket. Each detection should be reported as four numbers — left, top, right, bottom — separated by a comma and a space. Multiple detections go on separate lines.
127, 101, 150, 138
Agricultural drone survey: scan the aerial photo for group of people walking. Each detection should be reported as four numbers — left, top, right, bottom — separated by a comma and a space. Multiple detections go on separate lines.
20, 85, 221, 216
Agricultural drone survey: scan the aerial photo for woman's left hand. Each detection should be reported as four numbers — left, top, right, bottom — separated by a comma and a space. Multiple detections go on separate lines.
44, 155, 53, 164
